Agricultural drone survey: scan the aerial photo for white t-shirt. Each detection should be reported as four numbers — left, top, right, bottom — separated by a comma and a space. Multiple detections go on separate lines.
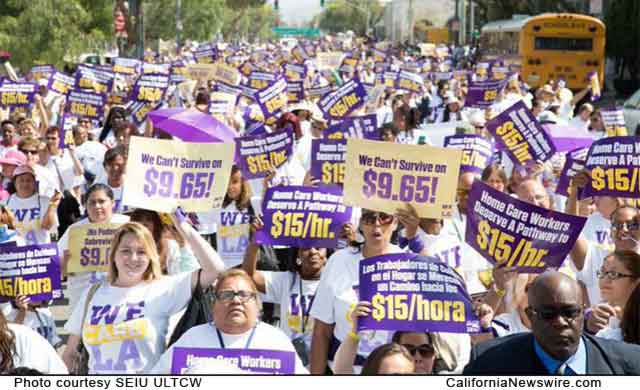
74, 141, 108, 176
262, 271, 319, 350
4, 323, 68, 374
310, 246, 402, 370
569, 116, 589, 132
576, 242, 608, 306
491, 310, 530, 338
46, 149, 85, 191
64, 272, 193, 374
57, 214, 130, 313
214, 203, 252, 269
6, 193, 57, 245
1, 303, 61, 347
581, 212, 614, 252
150, 321, 308, 374
33, 164, 59, 198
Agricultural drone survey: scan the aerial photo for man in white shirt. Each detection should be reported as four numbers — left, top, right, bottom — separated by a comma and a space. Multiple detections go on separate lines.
568, 103, 593, 132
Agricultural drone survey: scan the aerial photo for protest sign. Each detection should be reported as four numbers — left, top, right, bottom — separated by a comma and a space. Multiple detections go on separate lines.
344, 139, 461, 219
443, 135, 494, 174
589, 71, 601, 102
316, 51, 345, 71
284, 63, 307, 82
491, 66, 510, 80
129, 100, 161, 127
286, 81, 304, 104
0, 244, 62, 302
318, 78, 366, 119
310, 139, 347, 187
235, 129, 294, 180
465, 78, 506, 108
487, 100, 556, 165
113, 58, 141, 76
256, 186, 352, 248
216, 210, 251, 267
208, 92, 237, 120
122, 136, 235, 212
291, 45, 310, 63
67, 223, 123, 273
466, 181, 586, 272
47, 71, 75, 96
248, 71, 277, 91
583, 136, 640, 199
75, 64, 114, 94
555, 147, 589, 197
0, 83, 36, 108
130, 73, 169, 103
339, 57, 359, 74
601, 108, 628, 137
194, 44, 217, 63
375, 71, 398, 89
142, 63, 170, 75
170, 60, 188, 84
212, 63, 242, 86
171, 348, 295, 375
255, 77, 288, 126
187, 63, 217, 81
395, 70, 424, 94
65, 90, 106, 120
325, 115, 379, 140
30, 65, 56, 81
307, 84, 334, 99
357, 253, 481, 333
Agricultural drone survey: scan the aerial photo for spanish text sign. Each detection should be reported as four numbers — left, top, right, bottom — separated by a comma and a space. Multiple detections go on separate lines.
0, 244, 62, 302
465, 181, 586, 272
583, 136, 640, 199
358, 253, 480, 333
67, 223, 123, 273
122, 136, 235, 212
343, 139, 461, 219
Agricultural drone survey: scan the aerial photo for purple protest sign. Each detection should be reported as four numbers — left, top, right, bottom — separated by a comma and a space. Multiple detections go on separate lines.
375, 71, 398, 89
555, 147, 589, 197
396, 71, 424, 93
256, 77, 288, 126
113, 58, 142, 76
194, 44, 217, 64
248, 71, 277, 91
0, 244, 62, 302
310, 139, 347, 188
430, 72, 454, 83
583, 136, 640, 199
75, 64, 114, 95
30, 65, 56, 81
588, 71, 601, 102
170, 347, 296, 374
357, 253, 481, 333
465, 78, 506, 109
47, 71, 75, 96
65, 89, 106, 119
443, 135, 494, 174
130, 73, 169, 103
129, 100, 162, 127
0, 83, 36, 108
286, 81, 304, 104
339, 57, 359, 74
284, 63, 307, 82
291, 45, 310, 63
256, 186, 352, 248
325, 114, 380, 140
170, 60, 188, 84
487, 100, 556, 165
601, 108, 628, 137
307, 84, 334, 100
318, 78, 366, 119
465, 181, 586, 272
236, 128, 294, 179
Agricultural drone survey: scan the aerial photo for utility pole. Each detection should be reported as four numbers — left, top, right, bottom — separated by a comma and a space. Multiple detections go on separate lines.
459, 0, 466, 45
176, 0, 182, 55
469, 0, 475, 44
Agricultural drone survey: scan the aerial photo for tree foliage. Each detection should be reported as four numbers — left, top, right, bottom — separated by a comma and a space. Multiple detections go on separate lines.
604, 0, 639, 82
473, 0, 580, 25
313, 0, 384, 36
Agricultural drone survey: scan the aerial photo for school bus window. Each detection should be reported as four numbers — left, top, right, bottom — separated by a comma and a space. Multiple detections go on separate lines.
534, 37, 593, 52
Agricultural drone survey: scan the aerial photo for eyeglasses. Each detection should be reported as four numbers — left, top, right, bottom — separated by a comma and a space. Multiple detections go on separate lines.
402, 344, 435, 358
611, 220, 640, 232
456, 188, 470, 197
20, 149, 38, 155
361, 212, 394, 226
46, 137, 58, 141
597, 270, 636, 281
215, 290, 256, 303
528, 306, 582, 322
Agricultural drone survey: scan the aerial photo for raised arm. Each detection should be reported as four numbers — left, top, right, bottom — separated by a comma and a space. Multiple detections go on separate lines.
242, 216, 267, 293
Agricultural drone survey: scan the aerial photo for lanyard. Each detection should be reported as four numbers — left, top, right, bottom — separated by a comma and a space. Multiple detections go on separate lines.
296, 273, 316, 334
215, 326, 256, 349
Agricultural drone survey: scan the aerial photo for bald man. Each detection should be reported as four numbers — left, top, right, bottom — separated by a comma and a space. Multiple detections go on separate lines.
464, 271, 640, 374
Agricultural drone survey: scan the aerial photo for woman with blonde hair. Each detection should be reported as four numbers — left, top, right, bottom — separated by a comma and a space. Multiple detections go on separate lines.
62, 211, 225, 374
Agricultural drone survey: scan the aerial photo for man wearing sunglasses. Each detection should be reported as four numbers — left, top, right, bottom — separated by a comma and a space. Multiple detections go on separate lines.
464, 271, 640, 374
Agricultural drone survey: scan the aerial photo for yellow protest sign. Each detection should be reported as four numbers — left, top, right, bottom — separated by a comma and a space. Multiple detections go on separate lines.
187, 64, 217, 81
211, 63, 241, 86
316, 52, 345, 71
343, 139, 461, 219
122, 137, 235, 213
68, 223, 123, 273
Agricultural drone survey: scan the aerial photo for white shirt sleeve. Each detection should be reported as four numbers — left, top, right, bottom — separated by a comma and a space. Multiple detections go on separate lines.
262, 271, 289, 304
11, 324, 68, 374
309, 259, 336, 325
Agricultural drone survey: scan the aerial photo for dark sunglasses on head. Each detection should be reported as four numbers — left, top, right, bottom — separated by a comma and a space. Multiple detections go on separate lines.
402, 343, 435, 357
528, 306, 582, 322
361, 212, 394, 226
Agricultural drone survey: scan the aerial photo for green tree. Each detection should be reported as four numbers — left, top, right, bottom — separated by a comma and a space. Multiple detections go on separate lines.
313, 0, 384, 36
604, 0, 639, 83
473, 0, 580, 25
0, 0, 112, 72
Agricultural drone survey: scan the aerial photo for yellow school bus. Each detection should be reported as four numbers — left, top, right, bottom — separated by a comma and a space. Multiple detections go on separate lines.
480, 13, 605, 90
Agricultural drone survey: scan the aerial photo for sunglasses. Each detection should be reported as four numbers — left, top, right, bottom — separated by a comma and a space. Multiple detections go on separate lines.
597, 270, 635, 281
215, 290, 256, 303
361, 212, 394, 226
611, 220, 640, 232
528, 306, 582, 322
20, 149, 38, 155
402, 344, 435, 358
